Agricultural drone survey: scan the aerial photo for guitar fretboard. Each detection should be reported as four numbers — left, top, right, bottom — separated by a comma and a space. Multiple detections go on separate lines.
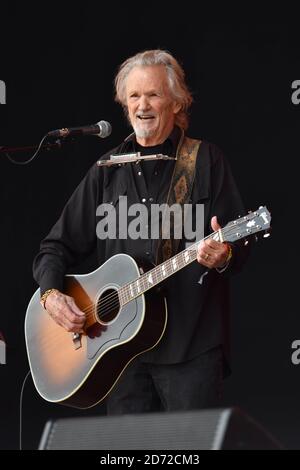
117, 207, 270, 307
118, 232, 219, 307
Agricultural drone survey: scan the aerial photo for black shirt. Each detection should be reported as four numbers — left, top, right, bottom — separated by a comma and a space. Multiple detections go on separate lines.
33, 127, 249, 365
135, 138, 173, 189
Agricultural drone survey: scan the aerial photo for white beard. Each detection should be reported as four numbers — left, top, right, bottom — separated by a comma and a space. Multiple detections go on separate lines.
132, 122, 156, 139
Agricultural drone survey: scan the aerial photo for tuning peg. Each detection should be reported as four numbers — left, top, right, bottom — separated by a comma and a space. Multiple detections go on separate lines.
244, 239, 249, 246
263, 229, 271, 238
254, 235, 258, 242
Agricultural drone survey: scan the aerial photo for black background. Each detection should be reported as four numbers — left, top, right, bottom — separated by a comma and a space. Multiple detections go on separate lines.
0, 5, 299, 450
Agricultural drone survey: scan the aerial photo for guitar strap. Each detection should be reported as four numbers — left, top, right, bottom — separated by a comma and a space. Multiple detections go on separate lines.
155, 131, 202, 264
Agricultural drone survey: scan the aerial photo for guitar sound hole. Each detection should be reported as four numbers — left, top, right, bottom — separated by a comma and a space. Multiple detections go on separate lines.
96, 288, 120, 324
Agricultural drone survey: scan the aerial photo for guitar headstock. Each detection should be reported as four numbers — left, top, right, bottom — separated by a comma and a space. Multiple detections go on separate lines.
222, 206, 271, 244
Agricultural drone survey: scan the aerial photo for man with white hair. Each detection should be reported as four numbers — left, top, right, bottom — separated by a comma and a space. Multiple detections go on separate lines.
33, 50, 249, 413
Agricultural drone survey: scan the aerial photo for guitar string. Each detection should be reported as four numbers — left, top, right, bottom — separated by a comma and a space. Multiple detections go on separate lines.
80, 218, 260, 321
40, 252, 198, 349
76, 240, 206, 320
38, 238, 212, 348
45, 219, 260, 330
39, 219, 265, 347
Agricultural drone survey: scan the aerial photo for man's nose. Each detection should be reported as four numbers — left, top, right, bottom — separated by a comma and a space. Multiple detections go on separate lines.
138, 95, 151, 110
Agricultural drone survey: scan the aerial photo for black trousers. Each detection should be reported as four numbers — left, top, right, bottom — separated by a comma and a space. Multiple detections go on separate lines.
106, 346, 223, 414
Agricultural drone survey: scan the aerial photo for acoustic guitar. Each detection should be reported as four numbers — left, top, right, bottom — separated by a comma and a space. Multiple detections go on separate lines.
25, 206, 271, 408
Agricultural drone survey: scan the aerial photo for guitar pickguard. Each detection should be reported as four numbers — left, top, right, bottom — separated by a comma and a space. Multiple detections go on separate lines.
86, 298, 143, 359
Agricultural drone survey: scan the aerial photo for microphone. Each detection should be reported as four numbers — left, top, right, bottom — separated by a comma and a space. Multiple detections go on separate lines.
47, 120, 112, 139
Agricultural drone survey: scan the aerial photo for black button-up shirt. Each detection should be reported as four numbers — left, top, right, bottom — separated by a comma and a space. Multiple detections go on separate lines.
33, 127, 249, 366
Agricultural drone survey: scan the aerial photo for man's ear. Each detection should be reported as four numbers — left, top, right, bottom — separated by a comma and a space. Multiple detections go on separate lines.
173, 102, 181, 114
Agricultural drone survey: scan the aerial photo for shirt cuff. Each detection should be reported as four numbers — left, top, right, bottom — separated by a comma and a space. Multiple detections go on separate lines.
215, 243, 233, 274
215, 259, 231, 273
39, 270, 64, 296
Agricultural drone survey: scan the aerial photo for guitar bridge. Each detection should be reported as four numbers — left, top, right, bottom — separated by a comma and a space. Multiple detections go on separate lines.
72, 332, 82, 350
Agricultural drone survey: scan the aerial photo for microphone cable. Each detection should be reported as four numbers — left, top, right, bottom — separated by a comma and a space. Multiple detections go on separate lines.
1, 134, 59, 165
19, 369, 31, 450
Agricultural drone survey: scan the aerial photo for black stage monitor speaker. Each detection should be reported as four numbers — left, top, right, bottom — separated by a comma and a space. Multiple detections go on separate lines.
39, 407, 282, 450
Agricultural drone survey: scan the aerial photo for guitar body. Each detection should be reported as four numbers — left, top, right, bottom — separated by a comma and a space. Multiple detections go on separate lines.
25, 254, 167, 409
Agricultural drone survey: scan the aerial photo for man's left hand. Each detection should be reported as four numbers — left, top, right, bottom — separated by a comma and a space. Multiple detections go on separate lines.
197, 216, 229, 269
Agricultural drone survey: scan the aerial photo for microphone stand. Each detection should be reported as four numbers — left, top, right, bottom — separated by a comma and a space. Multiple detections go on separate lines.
0, 140, 63, 155
0, 138, 68, 165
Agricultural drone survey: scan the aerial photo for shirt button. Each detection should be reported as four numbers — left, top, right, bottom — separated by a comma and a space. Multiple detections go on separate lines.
138, 171, 142, 176
142, 198, 146, 203
145, 251, 150, 256
149, 197, 154, 202
154, 171, 158, 176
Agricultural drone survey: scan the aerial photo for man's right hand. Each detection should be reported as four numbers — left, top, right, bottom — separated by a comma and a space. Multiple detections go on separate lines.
45, 290, 86, 333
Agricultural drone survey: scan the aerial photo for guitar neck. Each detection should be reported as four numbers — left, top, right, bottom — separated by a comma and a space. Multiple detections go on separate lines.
118, 206, 271, 307
118, 233, 216, 307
